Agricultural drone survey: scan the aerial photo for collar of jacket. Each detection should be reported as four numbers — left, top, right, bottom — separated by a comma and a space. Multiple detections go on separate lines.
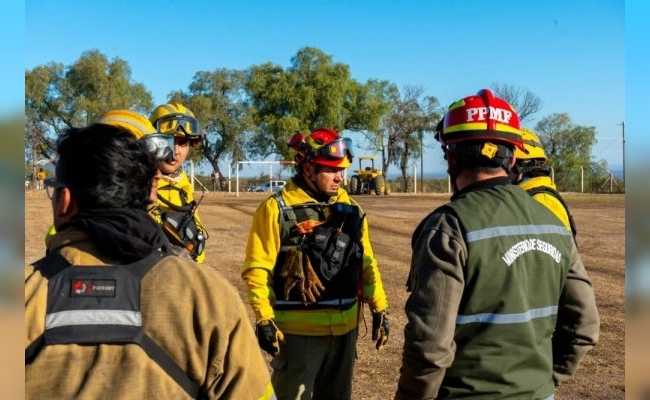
46, 228, 120, 265
158, 170, 191, 188
54, 208, 170, 263
451, 176, 512, 201
518, 175, 556, 192
282, 176, 353, 207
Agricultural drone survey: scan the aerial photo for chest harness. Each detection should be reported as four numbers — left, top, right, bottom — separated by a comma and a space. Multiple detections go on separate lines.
25, 251, 206, 399
156, 185, 208, 261
272, 192, 365, 311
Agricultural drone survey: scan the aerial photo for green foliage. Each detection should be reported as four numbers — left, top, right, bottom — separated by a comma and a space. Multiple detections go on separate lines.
379, 86, 441, 192
24, 47, 613, 196
245, 47, 393, 162
533, 112, 612, 191
25, 49, 154, 162
535, 113, 608, 191
167, 68, 254, 175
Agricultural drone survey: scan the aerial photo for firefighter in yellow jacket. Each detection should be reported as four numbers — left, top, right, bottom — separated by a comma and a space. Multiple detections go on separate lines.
242, 128, 390, 400
26, 120, 274, 399
513, 128, 578, 239
149, 102, 208, 263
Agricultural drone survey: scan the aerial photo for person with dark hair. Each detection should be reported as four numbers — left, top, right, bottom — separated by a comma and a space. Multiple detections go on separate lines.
242, 128, 389, 399
211, 170, 220, 191
396, 89, 599, 399
25, 122, 274, 400
36, 167, 46, 190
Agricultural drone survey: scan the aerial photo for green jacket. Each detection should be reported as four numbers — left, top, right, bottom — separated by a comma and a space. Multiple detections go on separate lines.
397, 177, 599, 399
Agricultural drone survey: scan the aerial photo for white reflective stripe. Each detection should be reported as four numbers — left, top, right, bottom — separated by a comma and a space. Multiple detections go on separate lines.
45, 310, 142, 329
456, 305, 558, 325
275, 298, 356, 306
466, 225, 571, 243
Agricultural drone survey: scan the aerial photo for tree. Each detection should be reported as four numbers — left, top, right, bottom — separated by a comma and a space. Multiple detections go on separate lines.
167, 68, 254, 189
245, 47, 392, 164
491, 82, 543, 122
25, 49, 153, 162
534, 112, 605, 191
375, 85, 441, 192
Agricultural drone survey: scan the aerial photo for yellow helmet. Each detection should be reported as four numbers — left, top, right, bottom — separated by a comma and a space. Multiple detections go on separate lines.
98, 109, 174, 162
98, 109, 157, 139
515, 128, 547, 161
149, 102, 202, 138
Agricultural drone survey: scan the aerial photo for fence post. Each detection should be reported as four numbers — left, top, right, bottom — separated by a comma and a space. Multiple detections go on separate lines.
413, 163, 417, 193
580, 166, 584, 193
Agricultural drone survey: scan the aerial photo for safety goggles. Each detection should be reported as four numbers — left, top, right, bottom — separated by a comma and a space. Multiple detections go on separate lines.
313, 138, 354, 160
153, 114, 202, 137
143, 134, 175, 163
44, 177, 68, 200
174, 135, 201, 149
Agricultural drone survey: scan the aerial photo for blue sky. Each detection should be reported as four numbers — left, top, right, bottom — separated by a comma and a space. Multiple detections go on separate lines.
24, 0, 625, 176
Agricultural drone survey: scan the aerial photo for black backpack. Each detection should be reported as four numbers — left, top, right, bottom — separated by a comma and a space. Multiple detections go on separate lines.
25, 251, 206, 399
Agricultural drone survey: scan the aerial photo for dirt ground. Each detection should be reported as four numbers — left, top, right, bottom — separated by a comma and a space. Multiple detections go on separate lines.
25, 190, 625, 399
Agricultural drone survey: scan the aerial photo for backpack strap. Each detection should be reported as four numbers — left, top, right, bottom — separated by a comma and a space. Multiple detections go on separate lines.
31, 251, 72, 279
157, 190, 192, 212
273, 191, 328, 224
26, 252, 74, 363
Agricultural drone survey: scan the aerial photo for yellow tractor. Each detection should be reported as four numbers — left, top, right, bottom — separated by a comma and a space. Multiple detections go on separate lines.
348, 156, 386, 195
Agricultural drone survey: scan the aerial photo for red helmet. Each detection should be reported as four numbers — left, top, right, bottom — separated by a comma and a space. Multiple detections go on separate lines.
436, 89, 526, 152
288, 128, 353, 168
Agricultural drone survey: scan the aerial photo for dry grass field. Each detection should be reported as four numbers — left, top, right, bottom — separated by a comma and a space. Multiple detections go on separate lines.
25, 190, 625, 399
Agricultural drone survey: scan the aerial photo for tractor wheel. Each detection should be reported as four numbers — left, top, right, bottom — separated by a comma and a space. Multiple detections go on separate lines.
374, 176, 386, 195
350, 175, 360, 194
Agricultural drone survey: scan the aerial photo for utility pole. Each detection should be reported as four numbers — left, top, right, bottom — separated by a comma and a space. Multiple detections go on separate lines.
619, 121, 625, 183
420, 132, 424, 193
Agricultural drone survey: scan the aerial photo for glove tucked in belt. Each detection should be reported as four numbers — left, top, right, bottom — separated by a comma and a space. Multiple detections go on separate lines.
372, 309, 390, 351
256, 319, 285, 357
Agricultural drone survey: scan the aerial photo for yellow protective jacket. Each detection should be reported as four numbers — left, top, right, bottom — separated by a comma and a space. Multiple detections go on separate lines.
26, 228, 274, 400
151, 171, 206, 263
518, 175, 573, 234
241, 178, 388, 336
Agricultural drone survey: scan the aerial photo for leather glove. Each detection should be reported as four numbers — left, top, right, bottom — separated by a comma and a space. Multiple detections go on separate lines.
372, 309, 390, 351
256, 319, 285, 357
280, 247, 305, 300
301, 254, 325, 304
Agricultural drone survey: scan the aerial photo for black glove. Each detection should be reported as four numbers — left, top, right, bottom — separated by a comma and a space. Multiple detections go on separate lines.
256, 319, 285, 357
372, 309, 390, 351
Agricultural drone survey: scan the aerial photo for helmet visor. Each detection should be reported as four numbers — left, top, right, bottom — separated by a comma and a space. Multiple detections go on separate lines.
315, 137, 354, 160
143, 134, 174, 163
154, 114, 201, 137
